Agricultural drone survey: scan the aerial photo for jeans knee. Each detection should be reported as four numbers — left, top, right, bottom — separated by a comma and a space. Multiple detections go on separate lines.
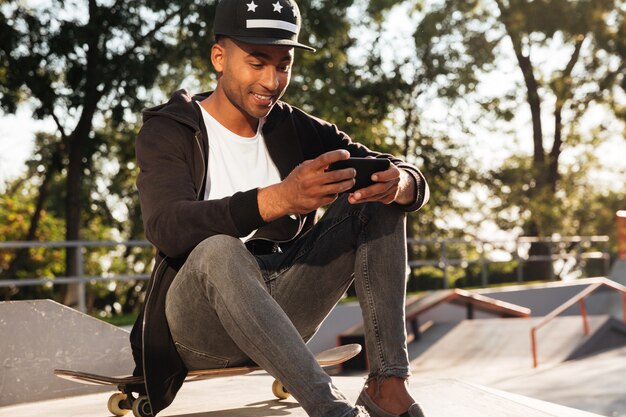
195, 234, 242, 254
361, 201, 405, 225
187, 235, 250, 275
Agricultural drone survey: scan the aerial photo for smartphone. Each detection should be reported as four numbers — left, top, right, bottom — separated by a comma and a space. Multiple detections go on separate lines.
327, 157, 391, 193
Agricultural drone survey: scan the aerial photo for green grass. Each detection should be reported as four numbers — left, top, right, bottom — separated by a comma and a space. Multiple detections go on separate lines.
96, 313, 138, 327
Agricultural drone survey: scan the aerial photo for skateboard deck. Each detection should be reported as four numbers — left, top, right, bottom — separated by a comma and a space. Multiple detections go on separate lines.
54, 343, 361, 417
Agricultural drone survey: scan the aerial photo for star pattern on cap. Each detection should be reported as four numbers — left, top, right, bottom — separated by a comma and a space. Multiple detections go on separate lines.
246, 1, 258, 12
272, 1, 283, 13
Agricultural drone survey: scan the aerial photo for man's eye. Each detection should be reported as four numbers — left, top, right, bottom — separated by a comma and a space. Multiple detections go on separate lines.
250, 63, 263, 69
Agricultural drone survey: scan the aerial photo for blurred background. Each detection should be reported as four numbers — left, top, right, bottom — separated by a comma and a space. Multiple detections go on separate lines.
1, 0, 625, 323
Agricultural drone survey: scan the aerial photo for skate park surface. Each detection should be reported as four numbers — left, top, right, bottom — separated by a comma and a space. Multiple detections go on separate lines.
0, 373, 608, 417
1, 262, 626, 417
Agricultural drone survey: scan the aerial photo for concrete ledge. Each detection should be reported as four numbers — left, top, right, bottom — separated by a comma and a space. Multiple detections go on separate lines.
0, 300, 134, 406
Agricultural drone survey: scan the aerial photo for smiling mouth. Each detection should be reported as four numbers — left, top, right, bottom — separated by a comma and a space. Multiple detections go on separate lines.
252, 92, 273, 103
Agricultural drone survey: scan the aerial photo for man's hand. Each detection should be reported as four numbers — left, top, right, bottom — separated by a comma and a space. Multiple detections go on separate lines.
258, 150, 356, 222
347, 165, 415, 206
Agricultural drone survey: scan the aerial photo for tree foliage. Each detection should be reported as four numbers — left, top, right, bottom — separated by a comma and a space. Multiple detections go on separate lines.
418, 0, 626, 237
2, 0, 624, 310
0, 0, 208, 304
2, 0, 463, 311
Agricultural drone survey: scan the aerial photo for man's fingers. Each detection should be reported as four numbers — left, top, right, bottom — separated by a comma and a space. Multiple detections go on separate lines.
349, 180, 398, 204
322, 178, 356, 195
313, 150, 350, 170
325, 167, 356, 184
371, 165, 400, 182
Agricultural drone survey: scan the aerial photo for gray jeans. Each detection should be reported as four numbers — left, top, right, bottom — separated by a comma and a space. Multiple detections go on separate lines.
165, 195, 410, 417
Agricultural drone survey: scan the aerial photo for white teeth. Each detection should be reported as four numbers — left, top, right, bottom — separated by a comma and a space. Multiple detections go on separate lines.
254, 93, 272, 100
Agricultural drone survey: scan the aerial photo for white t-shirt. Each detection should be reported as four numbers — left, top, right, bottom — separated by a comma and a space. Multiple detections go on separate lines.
197, 103, 281, 240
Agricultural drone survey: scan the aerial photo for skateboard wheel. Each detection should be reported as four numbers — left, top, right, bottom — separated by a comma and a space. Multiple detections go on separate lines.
271, 379, 291, 400
132, 396, 152, 417
107, 392, 130, 416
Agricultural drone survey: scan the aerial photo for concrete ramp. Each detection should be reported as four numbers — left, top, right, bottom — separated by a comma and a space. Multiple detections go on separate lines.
608, 260, 626, 318
411, 316, 608, 381
610, 260, 626, 284
495, 345, 626, 417
0, 376, 605, 417
0, 300, 134, 406
567, 317, 626, 360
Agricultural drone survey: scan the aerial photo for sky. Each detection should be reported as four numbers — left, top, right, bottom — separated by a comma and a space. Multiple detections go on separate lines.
0, 107, 53, 186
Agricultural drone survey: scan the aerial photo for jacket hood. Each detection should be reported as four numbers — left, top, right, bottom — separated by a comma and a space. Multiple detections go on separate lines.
142, 89, 211, 130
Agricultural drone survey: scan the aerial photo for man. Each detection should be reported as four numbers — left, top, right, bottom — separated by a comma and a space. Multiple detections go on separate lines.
130, 0, 429, 416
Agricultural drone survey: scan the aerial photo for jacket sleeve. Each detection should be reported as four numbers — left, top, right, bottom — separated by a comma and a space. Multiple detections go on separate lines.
135, 119, 267, 258
303, 113, 430, 212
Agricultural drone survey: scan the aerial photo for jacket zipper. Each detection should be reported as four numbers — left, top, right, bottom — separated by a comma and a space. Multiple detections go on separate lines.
141, 254, 168, 410
193, 130, 206, 200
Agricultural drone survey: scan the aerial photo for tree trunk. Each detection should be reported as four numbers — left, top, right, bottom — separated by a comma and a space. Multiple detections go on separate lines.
63, 135, 84, 307
549, 107, 563, 194
522, 222, 555, 281
495, 1, 554, 279
549, 36, 584, 194
62, 0, 102, 308
495, 1, 545, 169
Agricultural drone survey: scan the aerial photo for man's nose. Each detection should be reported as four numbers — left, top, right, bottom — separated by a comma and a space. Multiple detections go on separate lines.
260, 67, 279, 91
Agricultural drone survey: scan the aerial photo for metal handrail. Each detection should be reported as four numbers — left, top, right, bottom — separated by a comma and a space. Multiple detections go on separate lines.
407, 235, 611, 288
0, 240, 154, 312
0, 235, 613, 311
530, 277, 626, 368
0, 240, 152, 249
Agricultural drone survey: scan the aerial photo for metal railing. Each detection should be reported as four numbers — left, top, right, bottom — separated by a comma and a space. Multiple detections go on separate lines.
0, 235, 612, 312
529, 277, 626, 368
407, 235, 611, 289
0, 240, 153, 312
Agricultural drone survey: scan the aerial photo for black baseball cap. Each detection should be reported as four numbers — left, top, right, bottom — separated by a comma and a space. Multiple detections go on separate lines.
214, 0, 316, 52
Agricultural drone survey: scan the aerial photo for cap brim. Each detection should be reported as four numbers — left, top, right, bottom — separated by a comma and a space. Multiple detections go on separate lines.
228, 35, 316, 52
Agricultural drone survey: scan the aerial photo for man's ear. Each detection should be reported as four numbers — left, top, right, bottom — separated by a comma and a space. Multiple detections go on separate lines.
211, 42, 225, 73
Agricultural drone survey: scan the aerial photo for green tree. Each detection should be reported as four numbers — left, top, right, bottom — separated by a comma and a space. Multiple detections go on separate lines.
0, 163, 66, 300
3, 0, 443, 310
407, 0, 625, 278
0, 0, 207, 304
491, 0, 625, 228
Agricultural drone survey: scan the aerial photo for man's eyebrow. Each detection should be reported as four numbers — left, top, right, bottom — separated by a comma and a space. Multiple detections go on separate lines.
248, 51, 293, 62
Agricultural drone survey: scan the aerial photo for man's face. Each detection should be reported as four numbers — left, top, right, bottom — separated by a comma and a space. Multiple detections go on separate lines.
213, 38, 294, 122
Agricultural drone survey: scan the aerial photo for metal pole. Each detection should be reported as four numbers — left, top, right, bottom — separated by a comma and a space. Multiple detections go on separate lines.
548, 242, 555, 281
579, 299, 590, 336
442, 242, 449, 289
604, 240, 610, 276
531, 328, 538, 368
516, 240, 523, 283
480, 242, 488, 287
77, 243, 86, 313
622, 293, 626, 323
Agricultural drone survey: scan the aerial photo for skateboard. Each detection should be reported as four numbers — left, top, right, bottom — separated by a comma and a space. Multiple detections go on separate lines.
54, 343, 361, 417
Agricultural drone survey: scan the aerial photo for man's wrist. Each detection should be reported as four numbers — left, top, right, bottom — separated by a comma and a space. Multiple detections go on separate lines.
258, 183, 290, 222
395, 170, 417, 206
